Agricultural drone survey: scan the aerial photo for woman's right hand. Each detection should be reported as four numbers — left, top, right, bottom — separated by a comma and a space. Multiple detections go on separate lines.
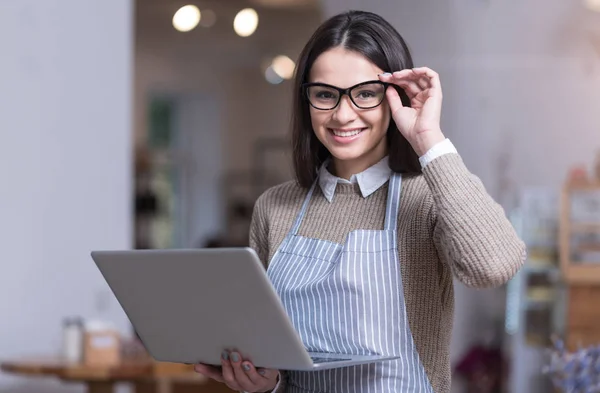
194, 350, 279, 392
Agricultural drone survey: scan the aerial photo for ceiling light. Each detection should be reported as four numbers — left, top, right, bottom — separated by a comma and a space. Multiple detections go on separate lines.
265, 66, 284, 84
584, 0, 600, 12
233, 8, 259, 37
271, 55, 295, 79
172, 5, 201, 32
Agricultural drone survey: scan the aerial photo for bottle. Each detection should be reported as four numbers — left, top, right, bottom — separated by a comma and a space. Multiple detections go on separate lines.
62, 317, 84, 363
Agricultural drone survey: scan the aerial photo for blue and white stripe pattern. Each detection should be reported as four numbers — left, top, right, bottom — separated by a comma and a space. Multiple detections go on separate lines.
266, 173, 434, 392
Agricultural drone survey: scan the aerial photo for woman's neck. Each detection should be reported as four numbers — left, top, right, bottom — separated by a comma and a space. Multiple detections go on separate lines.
331, 150, 387, 180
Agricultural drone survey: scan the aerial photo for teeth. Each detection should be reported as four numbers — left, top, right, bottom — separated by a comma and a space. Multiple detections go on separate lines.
332, 129, 363, 137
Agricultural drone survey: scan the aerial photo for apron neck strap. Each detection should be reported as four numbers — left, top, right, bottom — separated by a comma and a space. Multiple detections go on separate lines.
384, 173, 403, 231
289, 179, 318, 235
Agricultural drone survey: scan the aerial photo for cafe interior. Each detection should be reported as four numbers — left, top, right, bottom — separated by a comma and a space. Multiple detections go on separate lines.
1, 0, 600, 392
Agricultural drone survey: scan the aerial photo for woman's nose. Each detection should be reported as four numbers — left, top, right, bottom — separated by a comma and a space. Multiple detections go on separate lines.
332, 96, 357, 123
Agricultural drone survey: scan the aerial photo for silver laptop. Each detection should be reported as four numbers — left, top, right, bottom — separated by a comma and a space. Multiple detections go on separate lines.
91, 248, 399, 371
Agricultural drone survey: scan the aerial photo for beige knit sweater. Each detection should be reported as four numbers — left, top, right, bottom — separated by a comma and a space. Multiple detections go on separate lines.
249, 153, 526, 393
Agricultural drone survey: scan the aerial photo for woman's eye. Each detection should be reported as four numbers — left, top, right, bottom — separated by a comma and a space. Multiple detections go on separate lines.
356, 90, 376, 99
315, 91, 336, 100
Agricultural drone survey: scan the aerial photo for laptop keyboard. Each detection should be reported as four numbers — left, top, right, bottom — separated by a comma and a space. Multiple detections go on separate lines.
311, 356, 351, 363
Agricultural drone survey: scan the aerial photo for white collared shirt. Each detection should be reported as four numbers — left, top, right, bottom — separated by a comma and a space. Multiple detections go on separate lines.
318, 138, 457, 202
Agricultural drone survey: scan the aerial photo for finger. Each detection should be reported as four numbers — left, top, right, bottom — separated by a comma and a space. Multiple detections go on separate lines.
412, 67, 442, 92
378, 70, 410, 82
379, 72, 418, 99
390, 72, 421, 97
400, 80, 421, 97
378, 69, 410, 82
379, 70, 413, 83
385, 86, 405, 115
256, 368, 278, 379
390, 69, 413, 79
241, 361, 269, 386
393, 69, 432, 87
409, 69, 442, 105
193, 363, 224, 383
221, 353, 241, 390
229, 352, 255, 391
415, 75, 429, 90
391, 69, 414, 79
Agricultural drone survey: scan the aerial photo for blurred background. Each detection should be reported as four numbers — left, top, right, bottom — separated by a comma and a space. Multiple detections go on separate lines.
1, 0, 600, 392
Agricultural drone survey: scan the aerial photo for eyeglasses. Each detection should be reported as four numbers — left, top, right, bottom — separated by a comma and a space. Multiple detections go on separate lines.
302, 80, 390, 110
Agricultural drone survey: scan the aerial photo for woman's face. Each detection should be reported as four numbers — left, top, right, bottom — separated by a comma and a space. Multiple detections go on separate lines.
307, 46, 391, 175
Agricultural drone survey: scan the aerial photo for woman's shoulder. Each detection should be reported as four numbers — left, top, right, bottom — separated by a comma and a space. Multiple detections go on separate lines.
401, 172, 432, 199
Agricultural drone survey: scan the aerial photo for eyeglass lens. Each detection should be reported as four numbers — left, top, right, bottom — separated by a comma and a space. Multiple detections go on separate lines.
306, 82, 386, 110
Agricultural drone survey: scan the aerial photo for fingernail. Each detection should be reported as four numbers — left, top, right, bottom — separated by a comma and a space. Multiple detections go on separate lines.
243, 363, 251, 371
221, 350, 229, 360
259, 369, 266, 375
381, 72, 392, 76
231, 352, 240, 362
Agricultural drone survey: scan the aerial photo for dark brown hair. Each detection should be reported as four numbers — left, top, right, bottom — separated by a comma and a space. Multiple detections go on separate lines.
291, 10, 422, 188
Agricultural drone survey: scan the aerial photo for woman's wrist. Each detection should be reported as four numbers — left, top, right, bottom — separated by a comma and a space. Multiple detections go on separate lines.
413, 129, 446, 157
417, 137, 457, 169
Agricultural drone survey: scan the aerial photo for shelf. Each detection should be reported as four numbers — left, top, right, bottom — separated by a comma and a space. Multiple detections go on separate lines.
562, 264, 600, 284
569, 222, 600, 232
524, 265, 559, 274
559, 180, 600, 284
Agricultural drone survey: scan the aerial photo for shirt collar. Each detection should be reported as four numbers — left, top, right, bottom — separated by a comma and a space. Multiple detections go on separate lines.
318, 156, 392, 203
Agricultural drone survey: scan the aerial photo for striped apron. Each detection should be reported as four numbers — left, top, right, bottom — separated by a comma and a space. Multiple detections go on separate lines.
266, 173, 433, 392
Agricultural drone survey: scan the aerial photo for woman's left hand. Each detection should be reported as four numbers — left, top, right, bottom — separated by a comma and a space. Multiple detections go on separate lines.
194, 350, 279, 393
378, 67, 446, 156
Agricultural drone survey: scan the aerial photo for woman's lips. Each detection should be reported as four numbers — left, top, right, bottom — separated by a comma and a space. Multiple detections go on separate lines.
328, 128, 367, 144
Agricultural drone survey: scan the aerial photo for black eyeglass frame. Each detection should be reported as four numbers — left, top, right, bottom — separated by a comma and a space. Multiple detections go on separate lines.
302, 80, 392, 110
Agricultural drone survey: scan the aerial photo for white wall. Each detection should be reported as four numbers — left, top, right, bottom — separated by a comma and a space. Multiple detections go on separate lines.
0, 0, 133, 391
319, 0, 600, 391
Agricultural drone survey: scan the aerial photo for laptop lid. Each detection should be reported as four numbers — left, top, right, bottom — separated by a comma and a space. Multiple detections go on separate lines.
90, 248, 314, 370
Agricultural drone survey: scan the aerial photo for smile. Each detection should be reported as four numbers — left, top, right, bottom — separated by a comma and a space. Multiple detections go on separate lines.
329, 128, 366, 137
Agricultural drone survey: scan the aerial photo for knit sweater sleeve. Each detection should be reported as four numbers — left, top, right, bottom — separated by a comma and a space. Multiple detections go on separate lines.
248, 193, 289, 393
423, 153, 526, 288
249, 193, 270, 269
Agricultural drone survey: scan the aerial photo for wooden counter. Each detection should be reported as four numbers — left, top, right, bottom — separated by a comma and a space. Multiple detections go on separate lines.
1, 357, 234, 393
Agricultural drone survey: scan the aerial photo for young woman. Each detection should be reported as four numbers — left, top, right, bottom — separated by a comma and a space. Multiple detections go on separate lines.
194, 10, 526, 393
